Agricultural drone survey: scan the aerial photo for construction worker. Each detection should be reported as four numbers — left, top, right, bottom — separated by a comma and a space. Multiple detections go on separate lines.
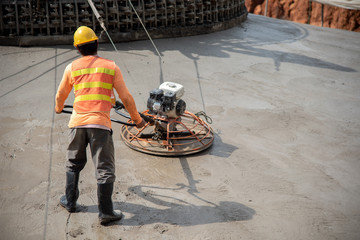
55, 26, 146, 225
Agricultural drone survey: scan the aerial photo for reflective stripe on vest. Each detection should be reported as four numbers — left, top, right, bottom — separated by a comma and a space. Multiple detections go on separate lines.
74, 94, 112, 103
71, 67, 115, 78
74, 81, 113, 91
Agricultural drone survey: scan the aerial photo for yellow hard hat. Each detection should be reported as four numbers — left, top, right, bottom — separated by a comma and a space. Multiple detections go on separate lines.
73, 26, 98, 47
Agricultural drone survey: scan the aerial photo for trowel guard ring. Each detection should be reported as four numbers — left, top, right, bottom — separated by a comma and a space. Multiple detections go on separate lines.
120, 110, 214, 156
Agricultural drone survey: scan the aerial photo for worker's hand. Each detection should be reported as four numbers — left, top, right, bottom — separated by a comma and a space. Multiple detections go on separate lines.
139, 113, 155, 126
136, 118, 147, 128
55, 107, 62, 114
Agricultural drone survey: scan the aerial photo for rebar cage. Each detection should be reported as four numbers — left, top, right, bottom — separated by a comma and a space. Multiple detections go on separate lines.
0, 0, 247, 46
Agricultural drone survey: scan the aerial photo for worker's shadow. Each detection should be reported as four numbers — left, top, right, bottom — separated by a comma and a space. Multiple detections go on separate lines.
85, 156, 254, 226
114, 185, 254, 226
86, 155, 254, 226
86, 192, 254, 226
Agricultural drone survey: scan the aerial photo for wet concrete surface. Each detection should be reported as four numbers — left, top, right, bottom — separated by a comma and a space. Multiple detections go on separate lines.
0, 14, 360, 240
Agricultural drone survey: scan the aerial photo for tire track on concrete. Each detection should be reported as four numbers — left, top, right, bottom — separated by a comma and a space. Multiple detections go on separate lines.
0, 54, 77, 99
0, 49, 72, 83
42, 47, 57, 240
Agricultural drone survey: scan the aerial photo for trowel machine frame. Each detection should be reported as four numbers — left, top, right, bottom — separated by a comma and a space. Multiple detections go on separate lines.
62, 82, 214, 156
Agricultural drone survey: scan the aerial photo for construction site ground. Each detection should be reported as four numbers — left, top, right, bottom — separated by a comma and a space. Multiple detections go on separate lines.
0, 14, 359, 240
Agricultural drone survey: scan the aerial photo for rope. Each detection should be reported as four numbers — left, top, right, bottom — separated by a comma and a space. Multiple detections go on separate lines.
127, 0, 163, 61
195, 111, 213, 124
87, 0, 118, 52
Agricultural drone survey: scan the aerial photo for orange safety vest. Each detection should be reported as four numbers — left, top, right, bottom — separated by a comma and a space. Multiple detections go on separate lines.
71, 56, 116, 113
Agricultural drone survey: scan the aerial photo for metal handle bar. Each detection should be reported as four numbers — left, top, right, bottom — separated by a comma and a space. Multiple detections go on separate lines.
61, 104, 137, 126
114, 101, 155, 125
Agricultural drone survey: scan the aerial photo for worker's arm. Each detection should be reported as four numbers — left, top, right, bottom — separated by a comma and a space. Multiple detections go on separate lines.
113, 65, 145, 127
55, 64, 73, 113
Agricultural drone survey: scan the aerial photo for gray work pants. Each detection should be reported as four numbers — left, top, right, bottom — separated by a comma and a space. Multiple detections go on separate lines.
66, 128, 115, 184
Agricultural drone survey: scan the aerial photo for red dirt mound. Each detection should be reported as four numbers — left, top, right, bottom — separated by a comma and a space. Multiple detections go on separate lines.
245, 0, 360, 32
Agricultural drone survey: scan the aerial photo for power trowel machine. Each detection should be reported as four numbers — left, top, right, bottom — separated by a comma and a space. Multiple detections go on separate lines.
63, 82, 214, 156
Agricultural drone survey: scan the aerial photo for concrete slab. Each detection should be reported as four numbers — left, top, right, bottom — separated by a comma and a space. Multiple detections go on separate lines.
0, 14, 360, 240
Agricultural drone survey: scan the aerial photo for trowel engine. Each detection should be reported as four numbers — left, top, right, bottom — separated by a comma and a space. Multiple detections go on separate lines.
147, 82, 186, 119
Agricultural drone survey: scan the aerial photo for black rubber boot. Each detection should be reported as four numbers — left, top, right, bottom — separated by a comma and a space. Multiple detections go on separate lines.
98, 182, 123, 225
59, 171, 80, 213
